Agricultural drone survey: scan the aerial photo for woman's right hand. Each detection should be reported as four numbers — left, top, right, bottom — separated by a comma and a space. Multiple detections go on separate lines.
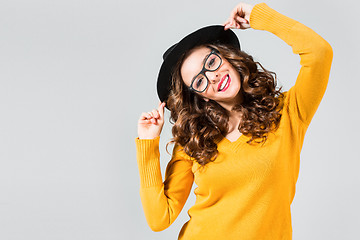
137, 102, 166, 139
223, 2, 254, 30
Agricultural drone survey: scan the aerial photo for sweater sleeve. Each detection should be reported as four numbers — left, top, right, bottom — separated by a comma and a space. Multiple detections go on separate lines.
250, 3, 333, 125
135, 137, 194, 232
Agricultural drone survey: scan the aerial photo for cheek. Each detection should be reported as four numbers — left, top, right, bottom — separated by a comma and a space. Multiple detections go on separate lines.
198, 90, 210, 99
233, 70, 242, 85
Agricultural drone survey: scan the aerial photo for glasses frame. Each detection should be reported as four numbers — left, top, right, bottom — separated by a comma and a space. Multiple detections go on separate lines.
189, 49, 222, 93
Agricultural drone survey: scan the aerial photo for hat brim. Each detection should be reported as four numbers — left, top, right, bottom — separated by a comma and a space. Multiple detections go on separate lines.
157, 25, 240, 105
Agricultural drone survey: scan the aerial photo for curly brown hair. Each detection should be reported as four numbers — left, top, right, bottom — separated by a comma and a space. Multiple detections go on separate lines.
166, 43, 283, 166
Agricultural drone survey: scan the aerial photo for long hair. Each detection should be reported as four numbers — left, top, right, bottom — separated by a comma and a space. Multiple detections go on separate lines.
166, 43, 283, 166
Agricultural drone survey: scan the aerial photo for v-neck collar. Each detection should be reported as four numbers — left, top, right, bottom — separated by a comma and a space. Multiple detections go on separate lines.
223, 133, 247, 143
216, 133, 250, 151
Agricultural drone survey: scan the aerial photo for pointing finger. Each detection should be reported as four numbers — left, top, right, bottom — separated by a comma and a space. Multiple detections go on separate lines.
152, 109, 159, 119
158, 101, 165, 119
235, 15, 248, 24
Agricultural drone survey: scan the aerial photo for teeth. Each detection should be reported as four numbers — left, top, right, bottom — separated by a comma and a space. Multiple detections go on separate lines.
219, 75, 229, 91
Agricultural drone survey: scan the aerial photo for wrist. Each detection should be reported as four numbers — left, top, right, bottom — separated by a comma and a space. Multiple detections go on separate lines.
138, 135, 160, 140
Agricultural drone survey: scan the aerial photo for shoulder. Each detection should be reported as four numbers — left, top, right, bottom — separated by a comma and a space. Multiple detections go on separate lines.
171, 143, 193, 162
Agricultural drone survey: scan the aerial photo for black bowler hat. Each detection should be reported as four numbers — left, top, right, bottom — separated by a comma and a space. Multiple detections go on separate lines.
157, 25, 241, 104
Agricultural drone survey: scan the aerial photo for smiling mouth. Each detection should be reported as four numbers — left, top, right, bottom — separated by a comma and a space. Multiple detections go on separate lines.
218, 74, 231, 92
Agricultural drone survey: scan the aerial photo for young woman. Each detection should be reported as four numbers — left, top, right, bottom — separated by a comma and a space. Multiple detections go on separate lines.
136, 2, 332, 239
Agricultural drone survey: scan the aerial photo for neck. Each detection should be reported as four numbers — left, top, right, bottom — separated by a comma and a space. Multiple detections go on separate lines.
227, 110, 242, 132
219, 93, 244, 133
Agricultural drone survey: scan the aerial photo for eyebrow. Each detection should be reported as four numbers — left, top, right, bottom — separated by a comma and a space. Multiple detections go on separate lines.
202, 52, 211, 65
192, 52, 212, 80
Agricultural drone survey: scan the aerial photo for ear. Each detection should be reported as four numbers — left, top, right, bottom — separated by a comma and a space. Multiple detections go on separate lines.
203, 98, 209, 102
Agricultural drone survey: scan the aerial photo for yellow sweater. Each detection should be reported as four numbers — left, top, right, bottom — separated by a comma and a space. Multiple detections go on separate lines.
135, 3, 333, 240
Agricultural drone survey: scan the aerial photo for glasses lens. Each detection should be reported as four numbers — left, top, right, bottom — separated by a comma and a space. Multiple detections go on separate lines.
192, 74, 208, 92
205, 54, 221, 71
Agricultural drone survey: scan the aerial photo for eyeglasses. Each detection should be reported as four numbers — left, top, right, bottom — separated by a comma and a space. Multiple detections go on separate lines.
189, 49, 222, 93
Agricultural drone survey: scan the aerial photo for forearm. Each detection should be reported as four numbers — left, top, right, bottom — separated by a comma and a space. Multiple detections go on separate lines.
136, 137, 163, 188
135, 138, 194, 231
249, 3, 333, 71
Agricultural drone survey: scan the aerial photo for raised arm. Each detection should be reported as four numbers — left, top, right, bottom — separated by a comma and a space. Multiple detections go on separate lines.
136, 103, 194, 231
225, 3, 333, 125
250, 3, 333, 124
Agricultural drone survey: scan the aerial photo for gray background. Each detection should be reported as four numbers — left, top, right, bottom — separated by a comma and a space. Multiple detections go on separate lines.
0, 0, 359, 239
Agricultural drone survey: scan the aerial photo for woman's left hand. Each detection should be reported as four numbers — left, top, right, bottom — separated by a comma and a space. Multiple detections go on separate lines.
223, 2, 254, 30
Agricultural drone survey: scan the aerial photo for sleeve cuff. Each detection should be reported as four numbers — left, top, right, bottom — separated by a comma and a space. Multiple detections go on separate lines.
250, 3, 298, 38
135, 137, 164, 188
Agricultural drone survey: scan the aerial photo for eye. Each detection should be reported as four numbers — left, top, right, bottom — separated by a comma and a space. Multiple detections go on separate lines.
207, 57, 215, 68
195, 77, 204, 88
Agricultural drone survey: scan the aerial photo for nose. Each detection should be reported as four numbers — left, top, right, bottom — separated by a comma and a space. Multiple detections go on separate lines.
205, 71, 220, 83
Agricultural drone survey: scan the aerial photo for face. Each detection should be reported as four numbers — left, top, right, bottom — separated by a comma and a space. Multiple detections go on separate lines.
180, 46, 243, 110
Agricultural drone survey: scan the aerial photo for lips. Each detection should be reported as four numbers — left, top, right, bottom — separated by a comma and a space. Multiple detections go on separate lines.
218, 74, 231, 92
